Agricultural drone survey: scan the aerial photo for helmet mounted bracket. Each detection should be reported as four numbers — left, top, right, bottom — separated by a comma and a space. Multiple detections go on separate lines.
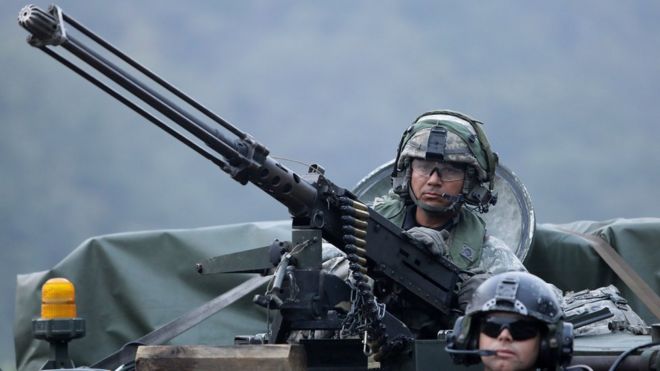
425, 127, 447, 162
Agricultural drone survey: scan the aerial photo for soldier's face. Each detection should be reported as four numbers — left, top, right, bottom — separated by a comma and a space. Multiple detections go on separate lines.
478, 313, 541, 371
410, 159, 465, 209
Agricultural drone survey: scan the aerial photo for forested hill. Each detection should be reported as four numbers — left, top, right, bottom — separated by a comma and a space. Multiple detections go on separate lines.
1, 1, 659, 369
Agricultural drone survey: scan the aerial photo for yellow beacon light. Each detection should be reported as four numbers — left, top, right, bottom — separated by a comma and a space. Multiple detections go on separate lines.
41, 277, 77, 319
33, 277, 86, 368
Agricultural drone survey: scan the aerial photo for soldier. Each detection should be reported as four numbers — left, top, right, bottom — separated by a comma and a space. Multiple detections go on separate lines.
322, 110, 527, 338
366, 110, 526, 336
446, 271, 573, 371
373, 109, 525, 276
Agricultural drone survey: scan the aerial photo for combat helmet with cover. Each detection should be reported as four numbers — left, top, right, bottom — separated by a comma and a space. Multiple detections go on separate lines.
391, 110, 499, 213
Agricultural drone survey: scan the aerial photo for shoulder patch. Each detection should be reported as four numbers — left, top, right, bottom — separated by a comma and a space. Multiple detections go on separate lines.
460, 244, 476, 263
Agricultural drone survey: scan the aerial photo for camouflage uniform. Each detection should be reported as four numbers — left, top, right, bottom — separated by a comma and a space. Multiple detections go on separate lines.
372, 191, 526, 275
478, 235, 526, 273
562, 285, 648, 336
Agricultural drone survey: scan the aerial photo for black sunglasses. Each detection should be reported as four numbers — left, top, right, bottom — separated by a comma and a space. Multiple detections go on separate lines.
480, 316, 540, 341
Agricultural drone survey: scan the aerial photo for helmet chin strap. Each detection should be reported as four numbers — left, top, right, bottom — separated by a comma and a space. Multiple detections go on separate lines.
409, 187, 464, 214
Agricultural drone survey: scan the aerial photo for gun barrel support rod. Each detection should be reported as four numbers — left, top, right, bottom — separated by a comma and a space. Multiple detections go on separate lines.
61, 12, 248, 140
62, 33, 245, 162
39, 46, 231, 172
20, 5, 258, 176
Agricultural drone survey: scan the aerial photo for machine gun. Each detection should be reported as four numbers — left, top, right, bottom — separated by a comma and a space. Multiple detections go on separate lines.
18, 4, 465, 367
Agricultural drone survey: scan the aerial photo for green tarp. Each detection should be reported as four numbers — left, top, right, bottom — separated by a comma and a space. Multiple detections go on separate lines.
525, 218, 659, 324
14, 218, 660, 370
14, 221, 290, 371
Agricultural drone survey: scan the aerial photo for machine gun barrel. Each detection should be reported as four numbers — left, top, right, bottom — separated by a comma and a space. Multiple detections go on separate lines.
19, 4, 461, 314
19, 4, 318, 217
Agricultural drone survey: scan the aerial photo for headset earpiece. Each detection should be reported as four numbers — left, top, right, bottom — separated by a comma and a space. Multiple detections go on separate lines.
445, 315, 482, 365
465, 185, 498, 213
536, 321, 574, 370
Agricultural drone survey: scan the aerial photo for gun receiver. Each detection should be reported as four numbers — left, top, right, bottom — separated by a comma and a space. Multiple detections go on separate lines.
19, 4, 460, 321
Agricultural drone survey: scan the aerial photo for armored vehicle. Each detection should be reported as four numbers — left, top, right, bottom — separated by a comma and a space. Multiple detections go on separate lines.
14, 5, 660, 371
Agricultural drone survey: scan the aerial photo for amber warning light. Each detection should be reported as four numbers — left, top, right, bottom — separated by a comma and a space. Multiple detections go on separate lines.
33, 277, 86, 369
41, 277, 77, 319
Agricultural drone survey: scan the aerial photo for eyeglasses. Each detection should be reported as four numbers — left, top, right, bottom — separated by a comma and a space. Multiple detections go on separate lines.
480, 316, 540, 341
411, 159, 465, 181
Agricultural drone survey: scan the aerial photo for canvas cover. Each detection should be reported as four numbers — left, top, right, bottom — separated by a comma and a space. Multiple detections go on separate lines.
525, 218, 659, 325
14, 218, 660, 370
14, 221, 291, 371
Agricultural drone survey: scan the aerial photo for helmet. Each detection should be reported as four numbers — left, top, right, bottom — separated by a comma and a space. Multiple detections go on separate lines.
446, 272, 573, 369
466, 271, 562, 323
391, 110, 499, 212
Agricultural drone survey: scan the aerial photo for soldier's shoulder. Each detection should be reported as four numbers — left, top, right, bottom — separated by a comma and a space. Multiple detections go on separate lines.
483, 235, 508, 250
371, 191, 405, 218
479, 235, 526, 274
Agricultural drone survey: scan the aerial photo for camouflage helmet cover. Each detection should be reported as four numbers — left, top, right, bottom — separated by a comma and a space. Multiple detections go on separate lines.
395, 111, 496, 183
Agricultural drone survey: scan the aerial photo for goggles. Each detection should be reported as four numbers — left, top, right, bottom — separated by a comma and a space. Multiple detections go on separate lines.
411, 159, 465, 181
480, 315, 540, 341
